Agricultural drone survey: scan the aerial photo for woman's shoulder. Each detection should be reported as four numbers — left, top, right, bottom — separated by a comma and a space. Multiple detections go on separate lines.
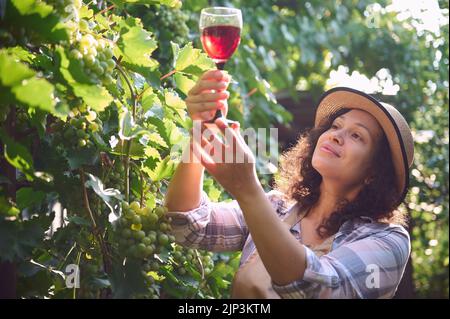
338, 216, 411, 243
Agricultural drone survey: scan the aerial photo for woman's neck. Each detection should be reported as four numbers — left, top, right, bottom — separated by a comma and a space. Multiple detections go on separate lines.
307, 180, 362, 223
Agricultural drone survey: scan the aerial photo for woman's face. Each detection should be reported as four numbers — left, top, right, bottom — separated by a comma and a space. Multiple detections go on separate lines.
312, 109, 384, 188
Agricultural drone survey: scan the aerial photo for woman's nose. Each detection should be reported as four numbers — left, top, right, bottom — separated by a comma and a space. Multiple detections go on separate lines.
330, 131, 343, 145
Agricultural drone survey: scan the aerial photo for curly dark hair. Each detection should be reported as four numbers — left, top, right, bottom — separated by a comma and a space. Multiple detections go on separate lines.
274, 108, 407, 238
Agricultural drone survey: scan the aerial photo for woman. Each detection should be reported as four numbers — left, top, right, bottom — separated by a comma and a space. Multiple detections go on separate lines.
164, 70, 414, 299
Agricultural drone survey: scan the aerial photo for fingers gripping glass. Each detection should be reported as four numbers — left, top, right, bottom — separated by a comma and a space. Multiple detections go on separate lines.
200, 7, 242, 124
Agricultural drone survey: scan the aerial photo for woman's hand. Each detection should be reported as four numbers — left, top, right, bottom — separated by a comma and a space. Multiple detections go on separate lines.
194, 117, 263, 202
186, 70, 231, 121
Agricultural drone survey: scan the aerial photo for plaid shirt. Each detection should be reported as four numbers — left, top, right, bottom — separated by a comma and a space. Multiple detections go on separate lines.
167, 190, 411, 299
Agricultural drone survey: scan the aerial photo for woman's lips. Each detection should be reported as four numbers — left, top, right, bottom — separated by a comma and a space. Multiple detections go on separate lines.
320, 145, 340, 157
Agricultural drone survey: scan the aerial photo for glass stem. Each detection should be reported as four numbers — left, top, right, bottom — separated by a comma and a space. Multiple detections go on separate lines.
205, 62, 226, 123
216, 62, 226, 70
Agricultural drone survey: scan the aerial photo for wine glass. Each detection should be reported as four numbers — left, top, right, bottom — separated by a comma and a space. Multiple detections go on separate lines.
199, 7, 242, 123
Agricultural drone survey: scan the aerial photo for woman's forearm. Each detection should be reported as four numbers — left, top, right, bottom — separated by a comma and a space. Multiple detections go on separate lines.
236, 187, 307, 285
164, 141, 205, 212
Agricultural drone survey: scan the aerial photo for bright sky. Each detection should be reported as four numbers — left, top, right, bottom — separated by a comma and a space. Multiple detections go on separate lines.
388, 0, 447, 35
326, 0, 447, 95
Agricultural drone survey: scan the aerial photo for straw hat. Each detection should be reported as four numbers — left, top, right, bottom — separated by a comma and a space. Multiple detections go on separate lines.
314, 87, 414, 205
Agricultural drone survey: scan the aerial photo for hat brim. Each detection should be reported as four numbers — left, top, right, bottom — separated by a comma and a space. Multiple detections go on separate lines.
314, 87, 410, 205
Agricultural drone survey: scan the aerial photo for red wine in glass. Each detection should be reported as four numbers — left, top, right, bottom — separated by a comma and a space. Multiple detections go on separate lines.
199, 7, 242, 123
201, 25, 241, 71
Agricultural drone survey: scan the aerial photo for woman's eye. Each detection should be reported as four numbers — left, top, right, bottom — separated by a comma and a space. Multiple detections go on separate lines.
331, 124, 338, 129
352, 133, 361, 140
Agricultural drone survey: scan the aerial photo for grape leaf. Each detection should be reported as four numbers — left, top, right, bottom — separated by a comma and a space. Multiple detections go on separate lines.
118, 107, 148, 140
140, 86, 161, 113
0, 196, 20, 217
171, 43, 214, 96
144, 145, 161, 160
12, 0, 52, 17
79, 4, 94, 19
0, 129, 35, 181
174, 42, 201, 71
57, 47, 113, 112
163, 117, 186, 146
173, 72, 196, 96
110, 259, 148, 298
0, 215, 52, 262
16, 187, 46, 210
114, 0, 181, 7
0, 51, 56, 113
117, 25, 158, 69
142, 156, 175, 182
65, 147, 99, 170
0, 50, 34, 86
164, 89, 187, 122
111, 140, 146, 160
146, 132, 168, 149
145, 192, 156, 210
172, 42, 215, 72
164, 89, 186, 110
27, 108, 47, 138
12, 77, 56, 113
5, 0, 69, 43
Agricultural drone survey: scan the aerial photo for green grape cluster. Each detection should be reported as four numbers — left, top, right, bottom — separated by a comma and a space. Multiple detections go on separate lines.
140, 262, 160, 299
153, 6, 189, 44
171, 246, 194, 276
115, 202, 175, 261
139, 5, 190, 65
171, 246, 215, 276
142, 6, 189, 35
70, 28, 116, 86
47, 0, 83, 20
194, 251, 215, 276
50, 108, 102, 149
149, 180, 162, 193
48, 1, 116, 87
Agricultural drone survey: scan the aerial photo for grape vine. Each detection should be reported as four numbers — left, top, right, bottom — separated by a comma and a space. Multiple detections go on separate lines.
0, 0, 238, 299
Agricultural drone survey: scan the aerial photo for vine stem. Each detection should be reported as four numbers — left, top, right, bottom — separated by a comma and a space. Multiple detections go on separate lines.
114, 58, 136, 115
160, 69, 177, 81
130, 161, 145, 207
57, 243, 77, 271
191, 249, 205, 298
73, 251, 82, 299
115, 59, 137, 202
80, 168, 97, 228
124, 141, 131, 203
79, 168, 112, 275
91, 4, 115, 19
